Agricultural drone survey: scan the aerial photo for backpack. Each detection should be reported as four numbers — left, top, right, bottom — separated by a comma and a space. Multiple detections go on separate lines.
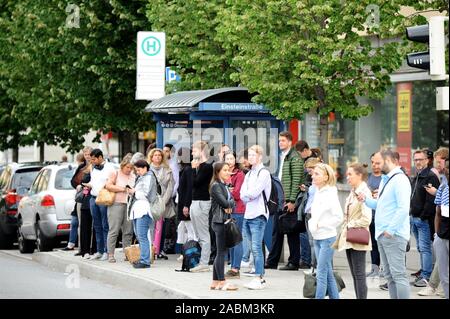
257, 168, 285, 215
176, 240, 201, 272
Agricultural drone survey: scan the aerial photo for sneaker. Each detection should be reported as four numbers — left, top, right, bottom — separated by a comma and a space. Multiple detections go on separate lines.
83, 254, 91, 260
279, 263, 299, 271
225, 270, 240, 279
90, 252, 102, 260
299, 262, 311, 269
303, 268, 313, 275
190, 264, 210, 273
436, 286, 445, 298
244, 277, 266, 290
379, 283, 388, 291
242, 268, 258, 277
240, 260, 251, 268
414, 278, 428, 288
417, 285, 437, 296
264, 264, 278, 269
366, 265, 380, 277
133, 262, 150, 269
100, 253, 108, 261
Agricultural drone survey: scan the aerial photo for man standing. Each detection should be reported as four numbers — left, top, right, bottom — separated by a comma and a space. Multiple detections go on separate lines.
190, 141, 214, 272
366, 152, 383, 277
87, 149, 116, 261
410, 150, 440, 287
265, 132, 304, 271
359, 149, 411, 299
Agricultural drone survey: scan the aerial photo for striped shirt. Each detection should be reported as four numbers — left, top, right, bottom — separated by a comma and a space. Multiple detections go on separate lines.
435, 182, 449, 218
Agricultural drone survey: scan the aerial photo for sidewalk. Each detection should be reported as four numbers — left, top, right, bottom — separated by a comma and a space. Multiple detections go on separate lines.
15, 246, 441, 299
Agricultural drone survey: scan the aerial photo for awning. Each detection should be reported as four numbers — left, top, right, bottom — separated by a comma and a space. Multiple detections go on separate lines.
145, 87, 253, 113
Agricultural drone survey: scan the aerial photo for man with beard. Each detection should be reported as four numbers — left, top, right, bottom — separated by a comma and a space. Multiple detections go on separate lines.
358, 149, 411, 299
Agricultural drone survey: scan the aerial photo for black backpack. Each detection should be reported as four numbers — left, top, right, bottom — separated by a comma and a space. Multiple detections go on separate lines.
257, 168, 285, 215
176, 240, 201, 272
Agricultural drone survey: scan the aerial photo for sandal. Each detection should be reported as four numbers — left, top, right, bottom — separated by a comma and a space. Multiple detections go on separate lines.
217, 282, 238, 291
108, 257, 116, 263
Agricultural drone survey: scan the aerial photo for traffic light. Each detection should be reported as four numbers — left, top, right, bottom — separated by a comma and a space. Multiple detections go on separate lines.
406, 16, 448, 81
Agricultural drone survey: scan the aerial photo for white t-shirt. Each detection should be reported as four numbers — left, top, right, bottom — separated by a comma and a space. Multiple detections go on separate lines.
90, 161, 116, 197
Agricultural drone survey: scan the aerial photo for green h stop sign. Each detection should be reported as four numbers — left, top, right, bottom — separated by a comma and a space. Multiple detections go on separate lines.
142, 36, 161, 56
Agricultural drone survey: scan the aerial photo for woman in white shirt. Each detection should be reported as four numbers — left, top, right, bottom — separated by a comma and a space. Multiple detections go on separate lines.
308, 163, 343, 299
128, 160, 157, 269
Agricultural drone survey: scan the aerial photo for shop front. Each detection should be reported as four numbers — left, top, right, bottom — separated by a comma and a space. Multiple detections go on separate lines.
145, 87, 286, 172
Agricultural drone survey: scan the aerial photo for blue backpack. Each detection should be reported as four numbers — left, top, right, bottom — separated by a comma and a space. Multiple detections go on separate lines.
176, 240, 201, 272
257, 168, 285, 215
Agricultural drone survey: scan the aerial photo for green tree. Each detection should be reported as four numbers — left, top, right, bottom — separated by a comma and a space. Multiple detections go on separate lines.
146, 0, 239, 91
1, 0, 154, 155
217, 0, 444, 161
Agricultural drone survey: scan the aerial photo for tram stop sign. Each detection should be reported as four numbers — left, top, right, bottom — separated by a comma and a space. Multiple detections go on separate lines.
136, 32, 165, 100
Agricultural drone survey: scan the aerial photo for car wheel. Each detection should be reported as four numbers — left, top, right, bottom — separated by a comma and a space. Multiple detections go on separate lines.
35, 222, 53, 252
0, 223, 14, 249
17, 225, 35, 254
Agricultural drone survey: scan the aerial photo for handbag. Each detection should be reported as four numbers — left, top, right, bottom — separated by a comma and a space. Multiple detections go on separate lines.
224, 218, 243, 248
279, 209, 305, 234
124, 240, 140, 264
95, 171, 118, 206
303, 269, 346, 298
345, 201, 370, 245
346, 227, 370, 245
95, 187, 115, 206
149, 170, 164, 222
75, 188, 84, 203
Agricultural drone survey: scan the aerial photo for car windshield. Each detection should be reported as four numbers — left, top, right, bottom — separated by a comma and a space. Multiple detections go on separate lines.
55, 167, 76, 190
11, 169, 41, 190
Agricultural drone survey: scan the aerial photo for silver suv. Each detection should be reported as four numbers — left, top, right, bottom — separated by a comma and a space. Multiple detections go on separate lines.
17, 164, 77, 253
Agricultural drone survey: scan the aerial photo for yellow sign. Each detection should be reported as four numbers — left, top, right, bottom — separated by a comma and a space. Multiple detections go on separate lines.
397, 90, 411, 132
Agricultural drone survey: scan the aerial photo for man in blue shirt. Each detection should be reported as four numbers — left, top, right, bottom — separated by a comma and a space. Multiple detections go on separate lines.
358, 149, 411, 299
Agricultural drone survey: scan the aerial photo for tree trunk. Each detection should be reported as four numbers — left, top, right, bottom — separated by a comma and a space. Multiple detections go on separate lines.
119, 130, 133, 159
39, 142, 45, 163
319, 113, 329, 163
12, 147, 19, 163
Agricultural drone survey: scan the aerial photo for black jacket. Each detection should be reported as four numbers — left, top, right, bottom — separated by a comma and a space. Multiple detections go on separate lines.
192, 162, 213, 200
177, 165, 193, 221
210, 181, 235, 224
410, 166, 440, 220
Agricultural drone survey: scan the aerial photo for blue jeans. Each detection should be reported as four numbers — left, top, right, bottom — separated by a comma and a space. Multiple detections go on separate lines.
89, 197, 109, 254
69, 215, 79, 245
133, 214, 153, 265
300, 232, 311, 265
378, 234, 410, 299
410, 216, 432, 279
229, 213, 244, 270
242, 232, 251, 262
314, 236, 339, 299
242, 215, 267, 277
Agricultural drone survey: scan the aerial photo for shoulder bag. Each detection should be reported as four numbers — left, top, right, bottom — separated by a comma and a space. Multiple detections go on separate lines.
346, 201, 370, 245
95, 171, 118, 206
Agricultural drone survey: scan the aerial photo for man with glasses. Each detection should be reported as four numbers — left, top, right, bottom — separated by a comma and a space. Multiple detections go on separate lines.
410, 150, 440, 287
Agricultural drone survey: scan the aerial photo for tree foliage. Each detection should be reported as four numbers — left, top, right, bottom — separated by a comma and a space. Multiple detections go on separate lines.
0, 0, 153, 153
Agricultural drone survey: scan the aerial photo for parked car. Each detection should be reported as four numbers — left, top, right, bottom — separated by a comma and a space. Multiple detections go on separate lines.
17, 163, 77, 253
0, 163, 43, 249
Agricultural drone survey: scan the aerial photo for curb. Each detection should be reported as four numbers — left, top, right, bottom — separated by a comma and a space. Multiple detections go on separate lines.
0, 249, 33, 262
32, 252, 198, 299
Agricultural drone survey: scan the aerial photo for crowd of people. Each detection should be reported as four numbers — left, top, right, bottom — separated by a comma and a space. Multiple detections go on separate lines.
63, 134, 449, 299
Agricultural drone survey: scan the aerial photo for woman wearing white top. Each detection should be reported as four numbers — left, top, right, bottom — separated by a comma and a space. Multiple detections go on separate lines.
128, 160, 157, 269
308, 163, 343, 299
333, 163, 372, 299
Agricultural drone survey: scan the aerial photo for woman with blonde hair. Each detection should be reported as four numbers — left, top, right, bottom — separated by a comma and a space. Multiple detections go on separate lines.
105, 153, 136, 262
147, 148, 175, 259
333, 163, 372, 299
308, 163, 343, 299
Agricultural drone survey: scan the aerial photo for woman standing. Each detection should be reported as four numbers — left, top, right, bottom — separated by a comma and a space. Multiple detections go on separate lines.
147, 148, 175, 259
176, 148, 196, 260
308, 163, 343, 299
210, 162, 238, 291
333, 163, 372, 299
105, 154, 136, 262
224, 151, 246, 279
128, 160, 157, 269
